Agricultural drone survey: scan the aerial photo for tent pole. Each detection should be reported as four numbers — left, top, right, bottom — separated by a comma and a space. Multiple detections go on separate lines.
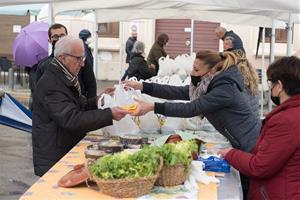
268, 20, 276, 112
190, 19, 194, 55
93, 10, 98, 79
287, 13, 293, 56
119, 21, 124, 82
48, 3, 54, 56
48, 3, 54, 25
260, 27, 265, 119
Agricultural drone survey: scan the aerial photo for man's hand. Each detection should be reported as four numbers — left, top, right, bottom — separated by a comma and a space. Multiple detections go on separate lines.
97, 86, 116, 103
122, 80, 143, 91
111, 107, 131, 121
101, 86, 115, 96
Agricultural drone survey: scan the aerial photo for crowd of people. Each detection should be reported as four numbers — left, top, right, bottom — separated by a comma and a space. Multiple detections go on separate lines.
30, 23, 300, 199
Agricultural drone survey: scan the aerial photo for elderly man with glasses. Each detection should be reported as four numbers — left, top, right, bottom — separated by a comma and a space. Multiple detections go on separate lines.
32, 36, 130, 177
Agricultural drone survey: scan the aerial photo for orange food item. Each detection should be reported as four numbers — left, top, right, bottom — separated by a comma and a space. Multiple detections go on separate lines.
121, 104, 137, 113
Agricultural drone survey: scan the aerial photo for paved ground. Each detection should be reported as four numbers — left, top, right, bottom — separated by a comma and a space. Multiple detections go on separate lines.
0, 80, 117, 200
0, 126, 37, 200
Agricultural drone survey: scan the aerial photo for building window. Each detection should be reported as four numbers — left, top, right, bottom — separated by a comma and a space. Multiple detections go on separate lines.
260, 27, 288, 43
97, 22, 119, 38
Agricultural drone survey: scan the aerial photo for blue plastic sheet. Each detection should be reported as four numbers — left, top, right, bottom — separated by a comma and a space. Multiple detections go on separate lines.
199, 156, 231, 173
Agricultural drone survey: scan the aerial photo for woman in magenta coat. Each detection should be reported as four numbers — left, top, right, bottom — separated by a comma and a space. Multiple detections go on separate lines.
220, 56, 300, 200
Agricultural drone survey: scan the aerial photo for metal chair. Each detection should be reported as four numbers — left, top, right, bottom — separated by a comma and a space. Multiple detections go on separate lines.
0, 57, 12, 84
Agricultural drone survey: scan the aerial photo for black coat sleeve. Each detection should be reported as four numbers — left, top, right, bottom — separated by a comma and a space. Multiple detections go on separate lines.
136, 59, 156, 80
43, 88, 113, 133
142, 82, 190, 101
154, 82, 235, 118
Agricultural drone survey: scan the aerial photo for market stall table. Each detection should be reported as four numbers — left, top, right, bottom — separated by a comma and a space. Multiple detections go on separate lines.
20, 135, 242, 200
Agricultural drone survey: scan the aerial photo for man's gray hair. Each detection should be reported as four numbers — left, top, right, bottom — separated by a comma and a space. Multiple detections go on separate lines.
215, 26, 227, 33
131, 41, 145, 54
54, 35, 83, 57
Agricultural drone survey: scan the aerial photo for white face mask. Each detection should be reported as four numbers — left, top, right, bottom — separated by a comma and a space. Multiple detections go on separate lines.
86, 38, 92, 45
164, 42, 169, 47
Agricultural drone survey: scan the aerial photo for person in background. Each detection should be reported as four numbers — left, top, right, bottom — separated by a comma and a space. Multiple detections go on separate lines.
35, 23, 68, 84
32, 36, 130, 176
127, 41, 156, 80
215, 26, 245, 53
147, 33, 169, 74
219, 56, 300, 200
78, 29, 97, 98
121, 30, 137, 81
224, 36, 260, 117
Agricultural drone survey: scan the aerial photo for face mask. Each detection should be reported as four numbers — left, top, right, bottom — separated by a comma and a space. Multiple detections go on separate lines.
190, 70, 210, 86
270, 83, 280, 105
271, 95, 280, 106
164, 42, 169, 48
86, 38, 92, 45
191, 75, 202, 86
132, 36, 137, 40
51, 40, 57, 54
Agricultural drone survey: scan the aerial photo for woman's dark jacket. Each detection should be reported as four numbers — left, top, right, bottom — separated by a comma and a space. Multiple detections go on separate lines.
142, 66, 261, 152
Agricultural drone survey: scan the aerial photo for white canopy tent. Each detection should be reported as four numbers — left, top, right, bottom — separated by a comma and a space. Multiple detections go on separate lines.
1, 0, 299, 25
1, 0, 299, 117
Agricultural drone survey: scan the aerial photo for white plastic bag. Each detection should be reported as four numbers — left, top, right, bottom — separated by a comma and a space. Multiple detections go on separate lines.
183, 76, 191, 85
168, 74, 183, 86
185, 117, 203, 130
98, 88, 140, 136
162, 117, 185, 133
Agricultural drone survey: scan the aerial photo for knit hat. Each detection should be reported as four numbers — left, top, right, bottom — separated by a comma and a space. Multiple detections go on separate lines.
79, 29, 91, 41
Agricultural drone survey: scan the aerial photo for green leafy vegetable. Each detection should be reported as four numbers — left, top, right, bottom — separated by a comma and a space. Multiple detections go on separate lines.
90, 147, 160, 180
90, 140, 198, 179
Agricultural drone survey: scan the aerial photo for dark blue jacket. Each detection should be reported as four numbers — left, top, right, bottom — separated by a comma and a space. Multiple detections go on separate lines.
143, 66, 261, 152
78, 42, 97, 99
125, 37, 136, 63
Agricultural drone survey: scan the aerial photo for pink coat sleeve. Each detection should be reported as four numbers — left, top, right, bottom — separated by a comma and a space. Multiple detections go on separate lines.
225, 118, 298, 178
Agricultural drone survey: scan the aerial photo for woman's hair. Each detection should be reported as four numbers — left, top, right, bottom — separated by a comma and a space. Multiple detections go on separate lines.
131, 41, 145, 54
196, 50, 237, 73
267, 56, 300, 96
232, 50, 259, 95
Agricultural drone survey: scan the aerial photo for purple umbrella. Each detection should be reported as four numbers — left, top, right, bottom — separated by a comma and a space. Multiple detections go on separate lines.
12, 21, 49, 67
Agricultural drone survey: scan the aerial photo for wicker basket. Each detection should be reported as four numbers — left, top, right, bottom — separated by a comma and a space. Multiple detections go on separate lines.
155, 163, 188, 186
92, 157, 163, 198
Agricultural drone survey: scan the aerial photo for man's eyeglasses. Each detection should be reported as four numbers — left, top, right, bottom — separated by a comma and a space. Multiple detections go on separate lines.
51, 34, 66, 41
65, 53, 86, 63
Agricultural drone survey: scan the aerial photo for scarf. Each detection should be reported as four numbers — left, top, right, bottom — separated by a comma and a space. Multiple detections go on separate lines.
52, 57, 81, 95
189, 72, 219, 118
